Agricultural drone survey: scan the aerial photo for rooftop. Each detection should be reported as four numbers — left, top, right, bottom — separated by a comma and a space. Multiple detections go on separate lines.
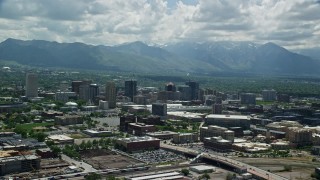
206, 114, 250, 120
48, 135, 73, 141
119, 136, 160, 143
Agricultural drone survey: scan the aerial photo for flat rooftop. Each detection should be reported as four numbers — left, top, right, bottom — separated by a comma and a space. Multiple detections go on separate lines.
129, 123, 154, 127
190, 165, 215, 171
206, 114, 250, 120
48, 134, 73, 141
129, 171, 181, 180
0, 154, 39, 163
146, 131, 178, 136
119, 136, 160, 143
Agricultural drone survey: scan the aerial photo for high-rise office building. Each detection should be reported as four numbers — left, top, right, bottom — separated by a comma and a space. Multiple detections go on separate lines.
25, 73, 38, 98
186, 81, 199, 100
71, 80, 92, 95
165, 82, 176, 92
177, 85, 191, 101
71, 81, 83, 95
262, 89, 277, 101
240, 93, 256, 105
106, 81, 116, 108
125, 80, 137, 102
89, 84, 99, 102
212, 104, 222, 114
79, 84, 89, 101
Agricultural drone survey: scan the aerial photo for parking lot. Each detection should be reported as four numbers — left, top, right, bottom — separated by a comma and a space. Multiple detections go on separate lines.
132, 149, 187, 164
80, 149, 142, 169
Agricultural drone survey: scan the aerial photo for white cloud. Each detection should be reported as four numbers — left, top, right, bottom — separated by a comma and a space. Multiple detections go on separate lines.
0, 0, 319, 49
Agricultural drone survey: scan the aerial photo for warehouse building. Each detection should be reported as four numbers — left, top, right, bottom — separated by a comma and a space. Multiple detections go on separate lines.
116, 136, 160, 153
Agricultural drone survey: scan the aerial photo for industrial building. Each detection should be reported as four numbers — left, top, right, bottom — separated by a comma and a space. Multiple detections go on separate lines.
205, 114, 250, 129
116, 136, 160, 153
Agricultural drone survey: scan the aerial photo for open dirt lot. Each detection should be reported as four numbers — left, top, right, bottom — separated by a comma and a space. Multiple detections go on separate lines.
80, 149, 142, 169
235, 157, 320, 180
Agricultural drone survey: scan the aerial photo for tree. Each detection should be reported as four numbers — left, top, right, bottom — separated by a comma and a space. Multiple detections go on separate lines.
35, 132, 47, 142
106, 175, 118, 180
181, 168, 190, 176
199, 173, 210, 180
85, 172, 101, 180
80, 140, 87, 150
86, 140, 93, 149
51, 146, 61, 156
284, 165, 292, 171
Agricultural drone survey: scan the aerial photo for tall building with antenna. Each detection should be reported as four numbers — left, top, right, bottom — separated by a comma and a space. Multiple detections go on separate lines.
25, 73, 38, 98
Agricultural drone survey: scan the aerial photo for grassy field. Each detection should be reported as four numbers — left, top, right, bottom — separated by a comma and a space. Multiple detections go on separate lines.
15, 122, 54, 132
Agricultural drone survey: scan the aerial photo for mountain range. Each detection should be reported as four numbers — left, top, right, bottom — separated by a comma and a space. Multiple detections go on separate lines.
0, 38, 319, 75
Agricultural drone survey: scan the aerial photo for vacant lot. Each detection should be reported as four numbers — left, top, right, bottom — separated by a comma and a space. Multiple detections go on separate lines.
235, 157, 320, 180
80, 149, 142, 169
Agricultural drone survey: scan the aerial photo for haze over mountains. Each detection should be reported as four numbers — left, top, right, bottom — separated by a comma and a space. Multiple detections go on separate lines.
0, 38, 319, 75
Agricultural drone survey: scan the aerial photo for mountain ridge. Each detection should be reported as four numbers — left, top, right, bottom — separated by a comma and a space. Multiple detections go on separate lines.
0, 38, 319, 75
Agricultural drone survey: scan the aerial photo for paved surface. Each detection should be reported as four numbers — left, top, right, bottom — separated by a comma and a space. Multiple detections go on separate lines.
161, 143, 288, 180
61, 154, 97, 173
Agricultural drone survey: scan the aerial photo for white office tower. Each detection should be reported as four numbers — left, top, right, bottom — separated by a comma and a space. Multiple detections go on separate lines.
25, 73, 38, 98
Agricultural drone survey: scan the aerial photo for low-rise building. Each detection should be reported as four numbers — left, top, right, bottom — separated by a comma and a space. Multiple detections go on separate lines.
172, 133, 198, 144
115, 136, 160, 153
36, 148, 55, 158
47, 135, 74, 144
128, 123, 156, 136
200, 125, 234, 142
167, 111, 204, 122
54, 115, 83, 125
190, 165, 215, 174
232, 142, 271, 153
203, 137, 232, 152
205, 114, 250, 129
146, 131, 178, 140
83, 129, 112, 137
0, 151, 40, 176
271, 141, 290, 150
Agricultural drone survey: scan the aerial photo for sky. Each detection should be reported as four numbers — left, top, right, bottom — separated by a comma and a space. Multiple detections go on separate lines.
0, 0, 319, 49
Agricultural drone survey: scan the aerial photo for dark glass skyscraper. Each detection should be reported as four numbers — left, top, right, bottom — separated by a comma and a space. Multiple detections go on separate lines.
125, 80, 137, 102
186, 81, 199, 100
